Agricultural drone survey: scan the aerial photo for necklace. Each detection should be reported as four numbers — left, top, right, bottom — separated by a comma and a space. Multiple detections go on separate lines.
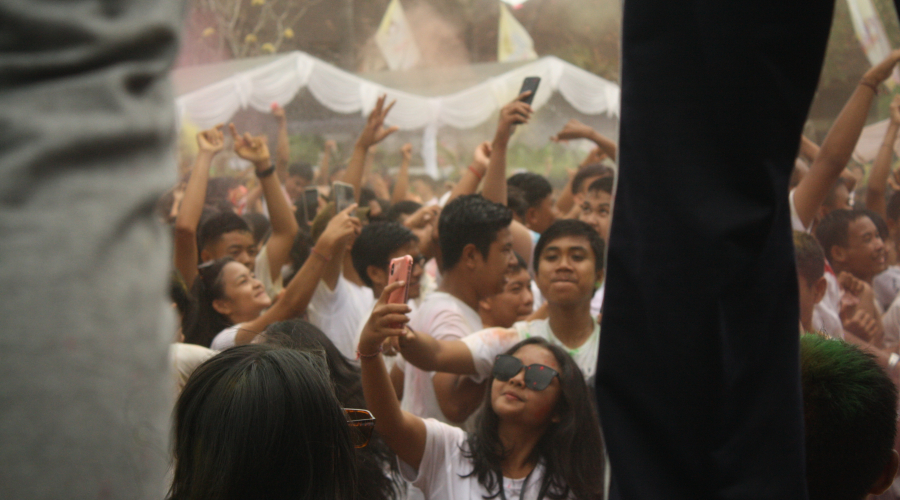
498, 467, 541, 500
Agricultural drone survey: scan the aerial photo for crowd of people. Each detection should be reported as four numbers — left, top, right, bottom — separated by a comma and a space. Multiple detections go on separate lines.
157, 51, 900, 500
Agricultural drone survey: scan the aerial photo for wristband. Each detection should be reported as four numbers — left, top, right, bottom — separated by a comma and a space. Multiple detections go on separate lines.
356, 344, 383, 360
311, 247, 331, 262
859, 79, 879, 94
468, 165, 484, 180
890, 353, 899, 371
255, 164, 276, 179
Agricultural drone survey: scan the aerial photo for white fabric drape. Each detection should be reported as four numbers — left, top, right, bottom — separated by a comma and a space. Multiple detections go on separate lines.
175, 51, 620, 177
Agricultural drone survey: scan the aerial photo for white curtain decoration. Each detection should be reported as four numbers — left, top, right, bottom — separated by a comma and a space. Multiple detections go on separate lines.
175, 51, 620, 177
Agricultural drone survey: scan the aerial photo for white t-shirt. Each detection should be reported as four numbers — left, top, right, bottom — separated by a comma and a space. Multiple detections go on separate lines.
874, 266, 900, 311
591, 283, 604, 318
399, 418, 558, 500
462, 318, 600, 388
400, 291, 482, 423
255, 243, 284, 300
881, 293, 900, 353
210, 323, 242, 351
169, 342, 216, 391
307, 275, 376, 361
789, 189, 810, 233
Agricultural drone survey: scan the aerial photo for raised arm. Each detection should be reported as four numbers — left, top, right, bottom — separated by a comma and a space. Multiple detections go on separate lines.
552, 119, 617, 161
867, 95, 900, 219
174, 125, 225, 287
482, 93, 533, 205
238, 204, 361, 343
271, 104, 290, 182
346, 95, 398, 202
391, 143, 413, 205
392, 326, 478, 375
794, 49, 900, 229
447, 141, 490, 204
359, 282, 428, 470
230, 124, 299, 283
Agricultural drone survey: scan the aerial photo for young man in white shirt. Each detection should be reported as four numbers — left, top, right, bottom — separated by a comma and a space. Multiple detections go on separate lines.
391, 219, 605, 388
392, 194, 516, 425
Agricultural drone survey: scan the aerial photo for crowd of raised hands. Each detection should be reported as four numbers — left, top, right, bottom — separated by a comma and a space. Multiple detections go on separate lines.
160, 49, 900, 500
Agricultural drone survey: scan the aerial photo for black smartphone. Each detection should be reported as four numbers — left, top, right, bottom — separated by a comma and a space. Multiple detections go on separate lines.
333, 181, 355, 214
518, 76, 541, 105
304, 187, 319, 223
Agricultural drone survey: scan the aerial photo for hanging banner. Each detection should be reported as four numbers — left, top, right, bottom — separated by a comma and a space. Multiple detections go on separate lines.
846, 0, 899, 85
375, 0, 420, 70
498, 4, 538, 63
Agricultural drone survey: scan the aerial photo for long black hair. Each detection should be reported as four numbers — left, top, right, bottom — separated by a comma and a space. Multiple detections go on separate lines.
182, 257, 234, 347
463, 337, 605, 500
262, 320, 404, 500
168, 344, 358, 500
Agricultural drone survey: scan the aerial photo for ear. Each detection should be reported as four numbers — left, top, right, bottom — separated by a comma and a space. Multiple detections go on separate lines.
200, 248, 214, 263
368, 265, 388, 288
212, 298, 232, 317
462, 243, 480, 270
812, 276, 827, 304
595, 267, 605, 287
551, 413, 561, 424
868, 450, 899, 496
479, 298, 492, 312
525, 206, 538, 228
829, 245, 847, 265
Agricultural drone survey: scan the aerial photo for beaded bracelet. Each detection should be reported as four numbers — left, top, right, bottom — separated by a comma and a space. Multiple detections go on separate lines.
356, 344, 383, 360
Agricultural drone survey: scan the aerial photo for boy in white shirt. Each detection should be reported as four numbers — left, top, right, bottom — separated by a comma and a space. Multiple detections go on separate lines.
393, 219, 605, 388
389, 194, 516, 424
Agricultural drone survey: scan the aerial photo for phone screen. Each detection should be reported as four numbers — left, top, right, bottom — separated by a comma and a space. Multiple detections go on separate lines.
304, 188, 319, 222
333, 182, 355, 214
518, 76, 541, 106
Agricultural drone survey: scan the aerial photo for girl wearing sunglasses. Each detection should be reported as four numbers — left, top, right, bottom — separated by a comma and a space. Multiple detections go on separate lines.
359, 281, 606, 500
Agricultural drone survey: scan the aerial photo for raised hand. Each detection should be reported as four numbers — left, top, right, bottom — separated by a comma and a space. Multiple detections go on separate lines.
891, 94, 900, 124
359, 280, 412, 356
229, 123, 270, 166
324, 139, 337, 153
473, 141, 492, 169
551, 119, 596, 143
316, 203, 362, 254
401, 143, 413, 161
271, 102, 286, 121
358, 94, 399, 149
197, 124, 225, 154
862, 48, 900, 86
404, 204, 440, 230
497, 92, 533, 137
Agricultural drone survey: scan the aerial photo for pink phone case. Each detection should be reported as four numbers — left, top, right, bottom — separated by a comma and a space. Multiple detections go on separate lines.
387, 255, 413, 304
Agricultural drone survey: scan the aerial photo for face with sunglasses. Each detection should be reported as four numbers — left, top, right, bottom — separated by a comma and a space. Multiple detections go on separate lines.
490, 344, 562, 426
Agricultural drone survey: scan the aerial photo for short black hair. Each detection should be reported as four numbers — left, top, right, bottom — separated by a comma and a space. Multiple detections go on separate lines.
863, 209, 889, 241
586, 176, 614, 195
507, 172, 552, 209
572, 163, 614, 194
801, 334, 898, 500
288, 162, 313, 181
793, 231, 825, 286
534, 219, 606, 273
814, 209, 870, 262
351, 222, 419, 288
823, 178, 849, 209
198, 211, 252, 252
243, 213, 271, 246
385, 200, 422, 222
359, 187, 379, 208
886, 191, 900, 222
507, 185, 529, 219
439, 195, 513, 271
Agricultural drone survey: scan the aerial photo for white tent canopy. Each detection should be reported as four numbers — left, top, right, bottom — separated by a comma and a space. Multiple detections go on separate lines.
175, 51, 620, 177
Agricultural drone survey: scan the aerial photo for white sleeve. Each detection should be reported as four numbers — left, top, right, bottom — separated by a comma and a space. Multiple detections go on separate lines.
429, 307, 476, 342
882, 298, 900, 351
461, 327, 523, 383
210, 324, 240, 351
789, 189, 811, 233
398, 418, 466, 496
254, 243, 284, 300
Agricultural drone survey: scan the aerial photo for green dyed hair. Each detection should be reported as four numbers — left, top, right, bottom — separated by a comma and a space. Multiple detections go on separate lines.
800, 334, 898, 500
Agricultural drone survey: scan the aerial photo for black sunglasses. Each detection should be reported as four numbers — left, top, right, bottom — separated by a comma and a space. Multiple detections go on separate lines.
492, 354, 559, 391
344, 408, 375, 448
